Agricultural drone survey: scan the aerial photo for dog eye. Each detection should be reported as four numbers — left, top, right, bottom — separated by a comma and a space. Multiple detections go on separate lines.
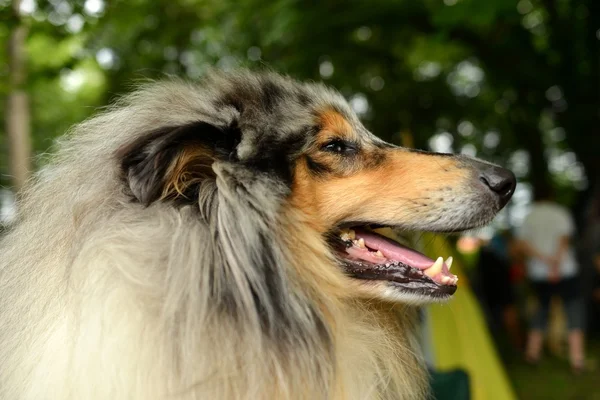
321, 140, 357, 155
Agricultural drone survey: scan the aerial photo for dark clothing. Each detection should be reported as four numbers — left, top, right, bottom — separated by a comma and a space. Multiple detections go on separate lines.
530, 277, 585, 330
478, 248, 515, 310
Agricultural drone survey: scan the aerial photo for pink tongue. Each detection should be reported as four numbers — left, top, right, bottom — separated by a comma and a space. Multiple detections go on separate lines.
353, 229, 434, 270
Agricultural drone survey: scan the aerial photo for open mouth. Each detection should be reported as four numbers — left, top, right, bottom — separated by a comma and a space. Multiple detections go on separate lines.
330, 226, 458, 299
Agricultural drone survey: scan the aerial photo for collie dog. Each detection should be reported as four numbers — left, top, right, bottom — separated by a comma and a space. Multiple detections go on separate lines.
0, 70, 515, 399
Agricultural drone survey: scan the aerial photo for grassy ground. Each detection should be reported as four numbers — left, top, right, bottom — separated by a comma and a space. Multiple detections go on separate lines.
502, 338, 600, 400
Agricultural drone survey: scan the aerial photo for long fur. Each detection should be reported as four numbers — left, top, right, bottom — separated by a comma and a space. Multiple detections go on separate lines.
0, 72, 427, 399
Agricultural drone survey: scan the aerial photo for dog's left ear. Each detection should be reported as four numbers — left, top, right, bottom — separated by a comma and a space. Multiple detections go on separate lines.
117, 121, 240, 205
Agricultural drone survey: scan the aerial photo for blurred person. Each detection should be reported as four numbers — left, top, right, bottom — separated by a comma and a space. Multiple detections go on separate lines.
477, 231, 523, 350
516, 184, 586, 374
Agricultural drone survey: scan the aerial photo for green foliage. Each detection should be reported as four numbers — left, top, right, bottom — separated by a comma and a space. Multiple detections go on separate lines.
426, 0, 516, 31
27, 33, 83, 70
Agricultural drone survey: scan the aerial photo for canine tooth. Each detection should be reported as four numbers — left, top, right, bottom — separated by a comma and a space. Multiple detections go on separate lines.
445, 256, 453, 270
424, 257, 444, 278
357, 238, 366, 248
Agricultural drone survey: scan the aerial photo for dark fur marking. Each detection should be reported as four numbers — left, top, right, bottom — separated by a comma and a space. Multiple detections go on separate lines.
260, 79, 285, 113
221, 120, 242, 162
254, 232, 293, 336
254, 232, 332, 348
245, 133, 306, 185
118, 121, 240, 206
306, 156, 332, 176
214, 89, 248, 115
304, 124, 321, 139
365, 149, 387, 168
201, 166, 316, 342
208, 200, 331, 348
296, 92, 311, 106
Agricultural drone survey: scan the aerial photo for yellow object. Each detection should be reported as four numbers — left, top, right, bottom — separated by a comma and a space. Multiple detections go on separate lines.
422, 234, 517, 400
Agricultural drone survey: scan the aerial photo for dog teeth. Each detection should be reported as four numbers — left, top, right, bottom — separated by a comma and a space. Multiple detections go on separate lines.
445, 256, 453, 270
340, 229, 357, 242
351, 239, 366, 248
424, 257, 444, 278
375, 250, 384, 258
447, 275, 459, 285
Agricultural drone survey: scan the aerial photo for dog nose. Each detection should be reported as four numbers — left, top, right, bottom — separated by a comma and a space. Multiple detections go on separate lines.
478, 165, 516, 206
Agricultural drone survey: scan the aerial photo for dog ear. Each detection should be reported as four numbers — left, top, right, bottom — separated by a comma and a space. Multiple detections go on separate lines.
117, 121, 240, 205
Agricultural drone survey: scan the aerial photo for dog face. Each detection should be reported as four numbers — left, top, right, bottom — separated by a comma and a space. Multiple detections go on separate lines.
118, 71, 515, 304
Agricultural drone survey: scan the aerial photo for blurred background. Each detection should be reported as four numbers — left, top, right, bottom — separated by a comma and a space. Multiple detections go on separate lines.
1, 0, 599, 398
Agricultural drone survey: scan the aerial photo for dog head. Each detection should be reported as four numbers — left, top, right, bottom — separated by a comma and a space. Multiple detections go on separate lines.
117, 70, 515, 306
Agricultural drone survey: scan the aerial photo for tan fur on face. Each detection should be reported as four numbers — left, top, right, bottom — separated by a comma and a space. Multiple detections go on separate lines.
318, 109, 354, 138
291, 129, 472, 233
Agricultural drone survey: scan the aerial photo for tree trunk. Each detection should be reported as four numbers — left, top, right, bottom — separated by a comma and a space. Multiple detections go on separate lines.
6, 0, 31, 193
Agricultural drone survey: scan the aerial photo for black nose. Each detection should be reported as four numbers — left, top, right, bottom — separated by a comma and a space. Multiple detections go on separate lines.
479, 165, 516, 206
